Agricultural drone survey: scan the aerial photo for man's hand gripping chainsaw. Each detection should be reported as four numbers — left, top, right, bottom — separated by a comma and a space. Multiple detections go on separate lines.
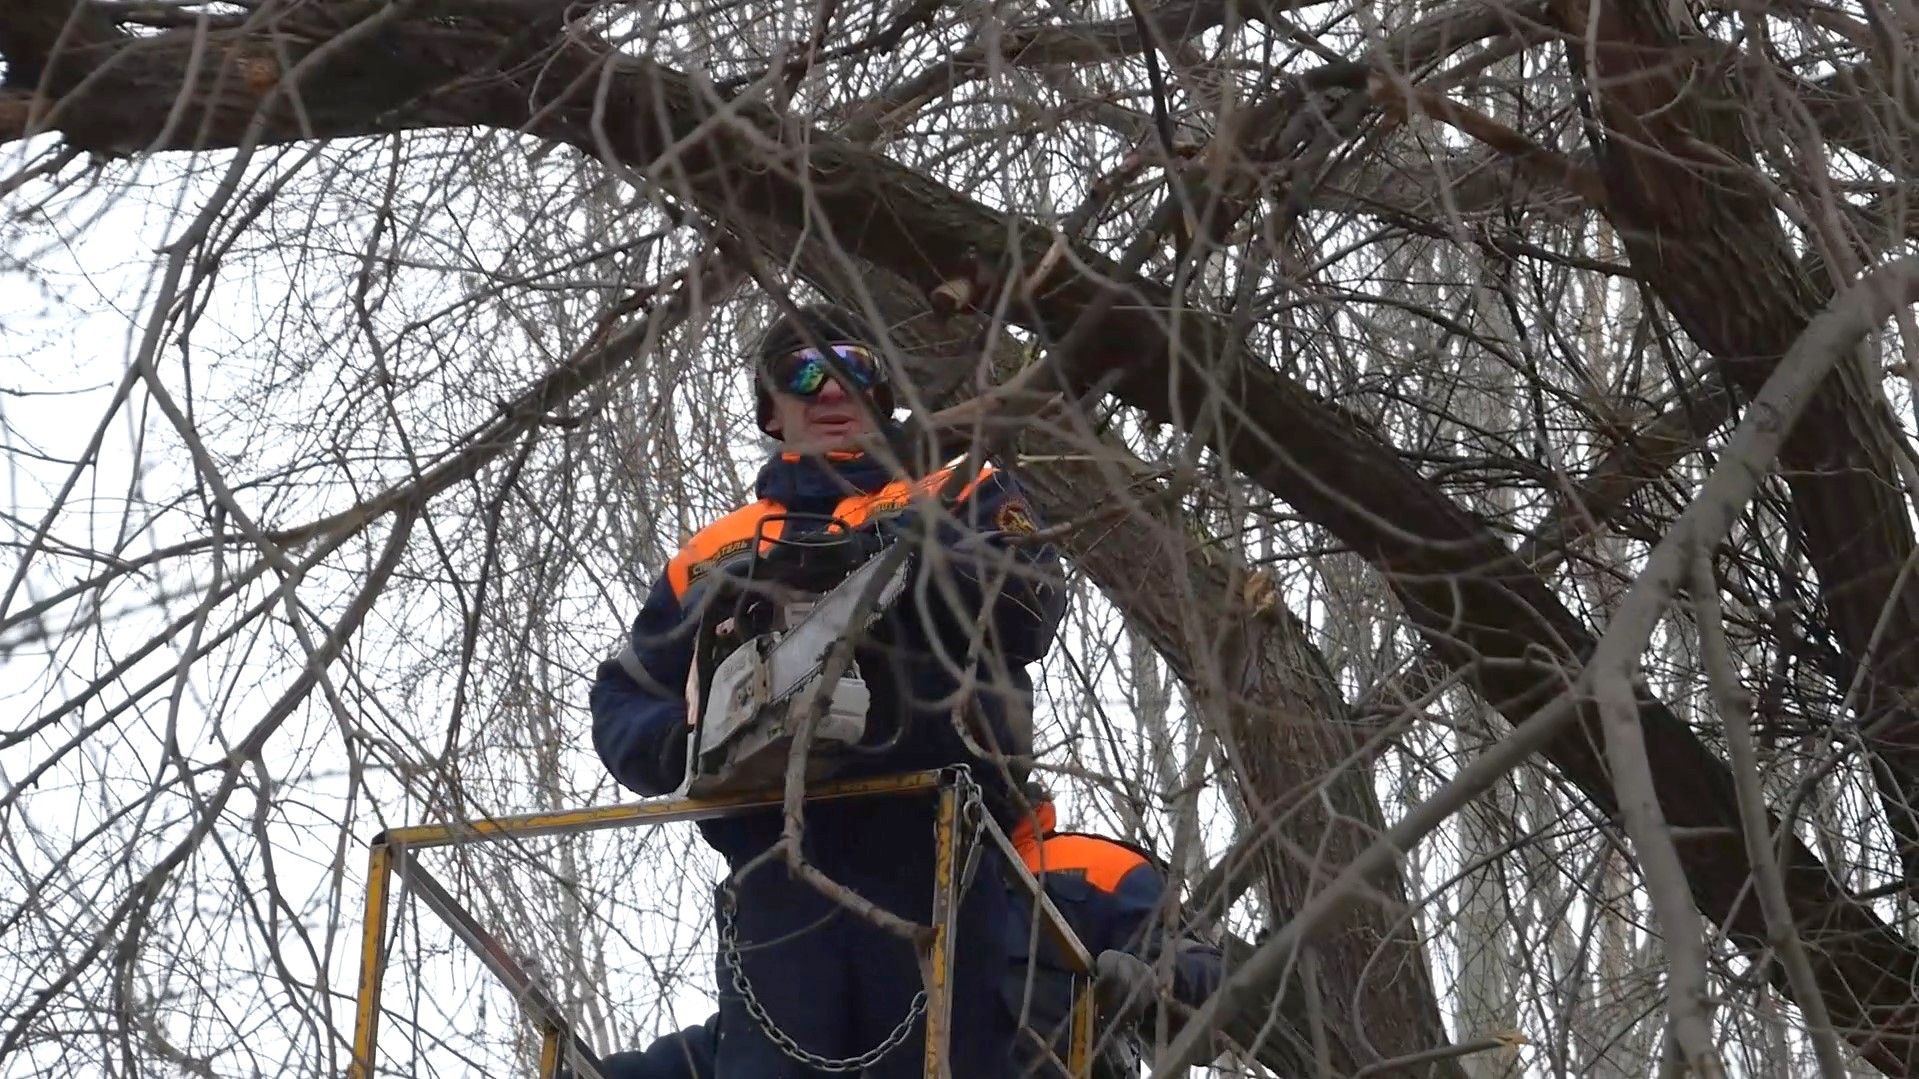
680, 515, 913, 796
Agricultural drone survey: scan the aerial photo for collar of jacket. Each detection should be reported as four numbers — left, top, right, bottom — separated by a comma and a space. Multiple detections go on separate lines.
753, 449, 899, 508
1009, 801, 1059, 871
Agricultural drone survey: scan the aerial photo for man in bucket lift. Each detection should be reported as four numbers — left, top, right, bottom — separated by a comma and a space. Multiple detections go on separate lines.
1001, 785, 1225, 1076
589, 298, 1067, 1077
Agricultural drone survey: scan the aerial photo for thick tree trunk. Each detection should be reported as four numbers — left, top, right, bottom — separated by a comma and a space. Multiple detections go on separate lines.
1548, 0, 1919, 885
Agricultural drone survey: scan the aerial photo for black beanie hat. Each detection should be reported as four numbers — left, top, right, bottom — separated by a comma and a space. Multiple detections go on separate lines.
752, 302, 896, 437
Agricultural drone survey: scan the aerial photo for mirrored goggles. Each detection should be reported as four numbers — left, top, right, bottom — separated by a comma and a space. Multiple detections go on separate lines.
765, 343, 884, 397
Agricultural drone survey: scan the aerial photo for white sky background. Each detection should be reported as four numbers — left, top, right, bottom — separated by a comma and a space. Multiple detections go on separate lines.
0, 133, 736, 1075
1, 1, 1913, 1076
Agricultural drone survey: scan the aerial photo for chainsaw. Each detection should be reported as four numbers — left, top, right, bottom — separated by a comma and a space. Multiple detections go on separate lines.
680, 515, 913, 796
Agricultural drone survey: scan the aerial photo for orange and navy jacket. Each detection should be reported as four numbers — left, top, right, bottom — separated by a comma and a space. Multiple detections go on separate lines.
1004, 803, 1224, 1035
589, 450, 1065, 813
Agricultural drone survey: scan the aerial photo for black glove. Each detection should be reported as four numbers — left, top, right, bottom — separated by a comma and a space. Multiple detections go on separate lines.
1093, 950, 1155, 1026
655, 722, 690, 788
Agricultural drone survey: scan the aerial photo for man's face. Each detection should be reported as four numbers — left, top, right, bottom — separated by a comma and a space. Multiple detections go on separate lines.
761, 344, 884, 453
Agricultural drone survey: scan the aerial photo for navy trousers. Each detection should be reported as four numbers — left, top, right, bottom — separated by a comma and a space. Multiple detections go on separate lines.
710, 812, 1018, 1078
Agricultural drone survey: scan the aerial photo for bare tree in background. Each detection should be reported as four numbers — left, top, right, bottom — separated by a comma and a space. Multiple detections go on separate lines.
4, 0, 1919, 1076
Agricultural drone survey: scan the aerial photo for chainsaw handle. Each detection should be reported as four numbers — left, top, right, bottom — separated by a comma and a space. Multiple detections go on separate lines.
752, 511, 857, 548
749, 512, 890, 593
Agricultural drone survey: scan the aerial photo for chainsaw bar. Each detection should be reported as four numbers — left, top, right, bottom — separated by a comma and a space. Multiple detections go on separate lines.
760, 546, 910, 704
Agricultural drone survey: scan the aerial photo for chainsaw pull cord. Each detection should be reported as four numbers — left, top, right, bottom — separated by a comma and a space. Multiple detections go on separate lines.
717, 765, 991, 1072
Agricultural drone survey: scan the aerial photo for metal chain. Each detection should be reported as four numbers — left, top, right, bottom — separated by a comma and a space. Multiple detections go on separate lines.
715, 769, 989, 1073
718, 881, 928, 1073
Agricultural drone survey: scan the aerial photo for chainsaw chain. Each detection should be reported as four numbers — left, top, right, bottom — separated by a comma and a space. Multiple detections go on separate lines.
715, 767, 989, 1073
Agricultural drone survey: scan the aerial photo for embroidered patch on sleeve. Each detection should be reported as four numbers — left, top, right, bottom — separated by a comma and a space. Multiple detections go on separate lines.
995, 498, 1037, 535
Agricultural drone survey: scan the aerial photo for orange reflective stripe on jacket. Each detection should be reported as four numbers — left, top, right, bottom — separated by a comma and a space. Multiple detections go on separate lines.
665, 501, 787, 598
664, 460, 999, 599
